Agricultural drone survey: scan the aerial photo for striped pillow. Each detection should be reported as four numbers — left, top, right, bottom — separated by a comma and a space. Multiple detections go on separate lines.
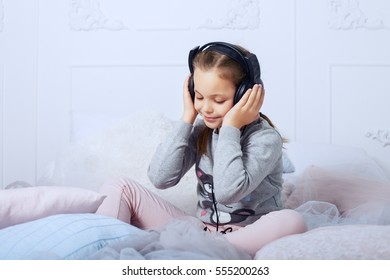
0, 213, 142, 259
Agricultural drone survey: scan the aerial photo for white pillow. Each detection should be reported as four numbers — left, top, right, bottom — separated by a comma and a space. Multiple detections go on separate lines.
284, 141, 388, 180
255, 224, 390, 259
0, 186, 106, 229
0, 213, 142, 259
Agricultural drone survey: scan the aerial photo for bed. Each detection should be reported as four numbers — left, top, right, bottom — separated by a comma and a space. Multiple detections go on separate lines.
1, 111, 390, 260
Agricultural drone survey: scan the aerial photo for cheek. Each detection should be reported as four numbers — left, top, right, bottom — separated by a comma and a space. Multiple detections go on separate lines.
221, 102, 234, 115
193, 100, 201, 112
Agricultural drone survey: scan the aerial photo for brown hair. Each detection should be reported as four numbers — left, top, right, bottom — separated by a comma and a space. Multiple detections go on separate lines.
192, 46, 280, 156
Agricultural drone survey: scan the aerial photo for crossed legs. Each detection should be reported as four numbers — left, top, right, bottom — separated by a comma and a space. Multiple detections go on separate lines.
96, 177, 306, 257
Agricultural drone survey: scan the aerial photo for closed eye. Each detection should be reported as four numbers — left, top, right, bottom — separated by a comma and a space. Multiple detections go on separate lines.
195, 91, 204, 100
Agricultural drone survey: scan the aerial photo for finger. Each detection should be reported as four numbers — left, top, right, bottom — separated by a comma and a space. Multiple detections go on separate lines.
253, 84, 264, 110
183, 74, 191, 93
236, 87, 252, 107
258, 86, 265, 109
243, 84, 260, 109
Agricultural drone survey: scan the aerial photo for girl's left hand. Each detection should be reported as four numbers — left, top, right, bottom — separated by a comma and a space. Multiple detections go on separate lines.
181, 74, 198, 124
222, 84, 264, 129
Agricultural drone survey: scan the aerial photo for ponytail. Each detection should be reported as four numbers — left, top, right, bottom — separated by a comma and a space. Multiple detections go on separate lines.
259, 112, 275, 128
260, 112, 288, 144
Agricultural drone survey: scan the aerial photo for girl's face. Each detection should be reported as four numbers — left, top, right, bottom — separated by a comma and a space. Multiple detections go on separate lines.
193, 68, 235, 129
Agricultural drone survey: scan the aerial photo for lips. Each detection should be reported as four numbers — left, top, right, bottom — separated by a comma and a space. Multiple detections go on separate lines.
203, 116, 219, 122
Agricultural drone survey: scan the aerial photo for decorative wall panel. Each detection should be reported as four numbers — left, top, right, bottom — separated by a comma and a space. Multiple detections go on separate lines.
69, 0, 128, 31
70, 64, 186, 142
366, 130, 390, 147
330, 64, 390, 173
69, 0, 261, 31
197, 0, 261, 30
328, 0, 389, 30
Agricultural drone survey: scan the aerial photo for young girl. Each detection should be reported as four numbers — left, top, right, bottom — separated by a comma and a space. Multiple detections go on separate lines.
97, 42, 307, 257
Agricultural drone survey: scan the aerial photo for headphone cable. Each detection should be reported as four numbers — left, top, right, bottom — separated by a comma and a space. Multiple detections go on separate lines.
211, 187, 220, 232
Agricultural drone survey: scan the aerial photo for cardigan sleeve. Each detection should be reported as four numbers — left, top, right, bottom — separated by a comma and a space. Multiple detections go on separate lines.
147, 120, 198, 189
212, 124, 283, 204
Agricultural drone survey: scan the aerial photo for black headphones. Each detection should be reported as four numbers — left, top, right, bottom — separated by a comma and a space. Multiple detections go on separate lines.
188, 41, 263, 104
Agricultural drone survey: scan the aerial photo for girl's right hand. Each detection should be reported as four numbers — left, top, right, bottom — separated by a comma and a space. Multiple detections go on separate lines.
181, 75, 198, 124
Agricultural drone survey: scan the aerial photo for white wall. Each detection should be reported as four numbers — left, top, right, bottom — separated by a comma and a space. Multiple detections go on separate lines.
0, 0, 390, 187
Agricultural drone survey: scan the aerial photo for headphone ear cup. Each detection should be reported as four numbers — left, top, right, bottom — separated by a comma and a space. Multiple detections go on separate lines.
189, 74, 195, 101
234, 80, 251, 104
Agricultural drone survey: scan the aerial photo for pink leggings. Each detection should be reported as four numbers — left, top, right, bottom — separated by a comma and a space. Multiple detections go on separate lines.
96, 177, 307, 257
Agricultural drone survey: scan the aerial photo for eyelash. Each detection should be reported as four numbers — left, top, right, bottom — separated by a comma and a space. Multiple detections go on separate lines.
195, 96, 225, 104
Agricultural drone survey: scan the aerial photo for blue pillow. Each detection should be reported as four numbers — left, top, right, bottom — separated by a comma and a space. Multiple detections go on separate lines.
0, 213, 142, 260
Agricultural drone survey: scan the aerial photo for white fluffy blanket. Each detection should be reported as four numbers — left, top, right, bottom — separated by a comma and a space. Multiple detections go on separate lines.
38, 111, 199, 214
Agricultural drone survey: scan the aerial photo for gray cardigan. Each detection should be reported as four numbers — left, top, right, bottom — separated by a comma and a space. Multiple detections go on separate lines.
148, 117, 283, 227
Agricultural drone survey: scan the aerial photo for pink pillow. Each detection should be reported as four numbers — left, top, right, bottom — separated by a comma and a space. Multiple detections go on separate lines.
0, 186, 106, 229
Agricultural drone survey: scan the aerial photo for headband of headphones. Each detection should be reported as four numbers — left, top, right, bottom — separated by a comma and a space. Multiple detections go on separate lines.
188, 41, 262, 86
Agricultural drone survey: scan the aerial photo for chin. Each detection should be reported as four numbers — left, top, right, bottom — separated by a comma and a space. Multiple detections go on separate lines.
204, 122, 221, 130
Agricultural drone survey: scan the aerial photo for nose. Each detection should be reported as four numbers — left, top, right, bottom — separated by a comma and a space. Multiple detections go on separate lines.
202, 100, 213, 114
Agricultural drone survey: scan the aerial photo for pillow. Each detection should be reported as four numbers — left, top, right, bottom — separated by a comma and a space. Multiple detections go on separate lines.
283, 166, 390, 214
0, 213, 143, 259
284, 141, 388, 180
255, 224, 390, 259
0, 186, 106, 229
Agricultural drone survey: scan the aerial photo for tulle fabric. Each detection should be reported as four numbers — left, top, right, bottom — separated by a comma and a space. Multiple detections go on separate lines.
283, 166, 390, 230
294, 201, 390, 230
89, 219, 251, 260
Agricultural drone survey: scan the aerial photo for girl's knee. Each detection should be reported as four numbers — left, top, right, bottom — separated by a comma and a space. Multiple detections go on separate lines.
96, 176, 144, 222
99, 176, 143, 195
279, 209, 307, 234
262, 209, 306, 234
